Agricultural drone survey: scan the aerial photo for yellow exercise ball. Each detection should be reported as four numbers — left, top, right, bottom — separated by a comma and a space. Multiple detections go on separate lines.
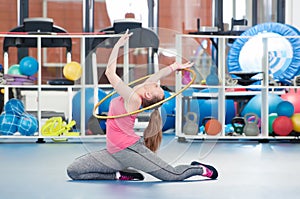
63, 61, 82, 81
291, 113, 300, 132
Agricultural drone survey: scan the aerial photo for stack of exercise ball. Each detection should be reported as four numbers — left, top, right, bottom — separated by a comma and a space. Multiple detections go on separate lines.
0, 98, 38, 136
5, 56, 38, 85
271, 101, 294, 136
242, 93, 300, 136
281, 89, 300, 135
281, 89, 300, 134
270, 89, 300, 136
7, 56, 39, 76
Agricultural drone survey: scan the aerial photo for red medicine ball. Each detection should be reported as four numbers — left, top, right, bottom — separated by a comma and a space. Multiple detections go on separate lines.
272, 116, 293, 136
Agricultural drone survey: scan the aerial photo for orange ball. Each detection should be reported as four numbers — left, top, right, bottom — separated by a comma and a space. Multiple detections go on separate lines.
205, 119, 222, 135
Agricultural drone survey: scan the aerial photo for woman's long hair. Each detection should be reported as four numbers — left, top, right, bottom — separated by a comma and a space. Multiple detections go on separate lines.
143, 109, 162, 152
142, 96, 163, 152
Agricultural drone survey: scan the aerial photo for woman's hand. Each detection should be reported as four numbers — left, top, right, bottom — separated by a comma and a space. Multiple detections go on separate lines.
169, 61, 194, 72
115, 29, 133, 47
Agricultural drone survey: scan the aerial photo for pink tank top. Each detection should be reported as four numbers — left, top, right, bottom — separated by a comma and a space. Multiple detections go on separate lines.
106, 96, 140, 154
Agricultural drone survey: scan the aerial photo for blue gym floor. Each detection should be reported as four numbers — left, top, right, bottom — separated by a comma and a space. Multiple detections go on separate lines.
1, 134, 300, 199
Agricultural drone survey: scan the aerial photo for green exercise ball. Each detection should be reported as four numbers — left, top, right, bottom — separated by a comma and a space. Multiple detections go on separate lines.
7, 64, 22, 75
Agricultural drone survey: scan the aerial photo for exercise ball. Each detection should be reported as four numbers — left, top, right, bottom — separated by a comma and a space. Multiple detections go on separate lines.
291, 113, 300, 132
272, 116, 293, 136
72, 88, 110, 131
276, 101, 294, 117
268, 113, 278, 135
7, 64, 22, 75
18, 114, 38, 136
241, 93, 283, 117
281, 89, 300, 113
199, 99, 235, 125
4, 98, 25, 116
205, 118, 222, 135
63, 61, 82, 81
19, 56, 38, 76
161, 91, 175, 131
0, 113, 20, 135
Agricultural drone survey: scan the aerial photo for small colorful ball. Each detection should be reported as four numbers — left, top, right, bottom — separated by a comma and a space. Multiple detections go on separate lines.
272, 116, 293, 136
276, 101, 294, 117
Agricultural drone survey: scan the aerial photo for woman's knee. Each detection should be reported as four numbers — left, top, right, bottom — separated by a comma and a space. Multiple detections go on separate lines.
66, 162, 80, 180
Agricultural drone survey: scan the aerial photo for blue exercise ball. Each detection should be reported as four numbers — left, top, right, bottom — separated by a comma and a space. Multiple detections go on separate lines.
19, 56, 39, 76
18, 114, 38, 136
0, 113, 20, 135
198, 99, 235, 125
161, 91, 176, 131
276, 100, 294, 117
241, 93, 283, 117
72, 88, 110, 131
4, 98, 25, 116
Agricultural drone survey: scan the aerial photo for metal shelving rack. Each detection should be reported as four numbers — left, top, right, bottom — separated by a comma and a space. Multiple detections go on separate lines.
0, 21, 159, 142
0, 33, 125, 141
175, 33, 300, 141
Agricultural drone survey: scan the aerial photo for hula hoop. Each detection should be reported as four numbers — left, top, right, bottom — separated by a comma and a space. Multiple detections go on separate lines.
94, 68, 196, 119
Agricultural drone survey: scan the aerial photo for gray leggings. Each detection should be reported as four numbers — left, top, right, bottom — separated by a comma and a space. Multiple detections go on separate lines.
67, 139, 204, 181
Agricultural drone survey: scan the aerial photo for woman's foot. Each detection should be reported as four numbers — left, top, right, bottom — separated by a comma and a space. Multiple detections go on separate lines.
117, 169, 145, 181
191, 161, 218, 179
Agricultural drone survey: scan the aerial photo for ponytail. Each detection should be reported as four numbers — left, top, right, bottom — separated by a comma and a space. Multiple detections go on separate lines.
143, 109, 162, 152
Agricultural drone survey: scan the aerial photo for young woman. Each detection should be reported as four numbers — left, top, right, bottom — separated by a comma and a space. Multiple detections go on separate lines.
67, 30, 218, 181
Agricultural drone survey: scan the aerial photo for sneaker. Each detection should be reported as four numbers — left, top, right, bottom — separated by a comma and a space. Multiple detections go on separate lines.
191, 161, 218, 179
118, 169, 144, 181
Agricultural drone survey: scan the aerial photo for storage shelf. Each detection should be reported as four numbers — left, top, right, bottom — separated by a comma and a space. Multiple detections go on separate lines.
175, 33, 300, 141
0, 33, 124, 140
0, 32, 155, 141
